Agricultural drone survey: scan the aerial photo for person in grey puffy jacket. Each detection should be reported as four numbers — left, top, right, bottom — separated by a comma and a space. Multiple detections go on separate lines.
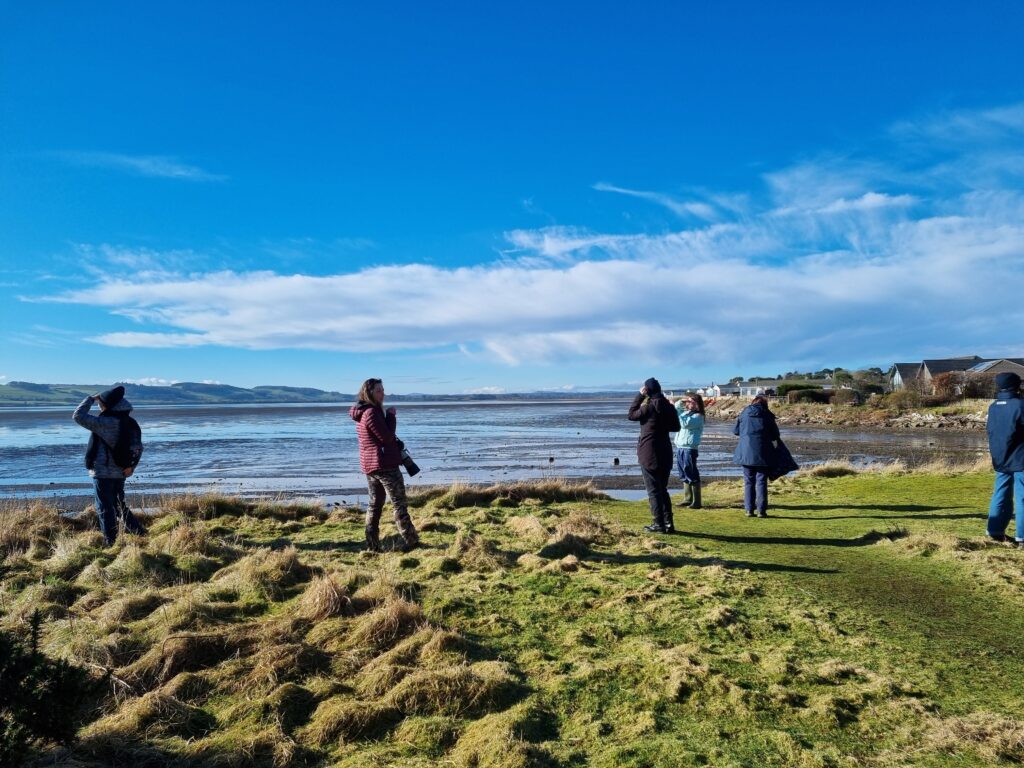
73, 385, 145, 545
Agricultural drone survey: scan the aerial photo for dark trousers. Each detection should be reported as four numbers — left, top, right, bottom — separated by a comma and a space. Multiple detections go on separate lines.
676, 448, 700, 485
366, 468, 419, 545
93, 477, 145, 546
742, 466, 769, 514
641, 465, 673, 527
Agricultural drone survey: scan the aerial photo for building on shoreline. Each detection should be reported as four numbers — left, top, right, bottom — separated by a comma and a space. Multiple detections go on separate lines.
889, 356, 1024, 393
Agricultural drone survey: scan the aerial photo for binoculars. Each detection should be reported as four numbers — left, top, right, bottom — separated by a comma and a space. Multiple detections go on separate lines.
400, 448, 420, 477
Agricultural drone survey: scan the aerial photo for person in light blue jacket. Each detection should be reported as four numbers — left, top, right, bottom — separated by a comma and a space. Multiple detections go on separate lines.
673, 393, 706, 509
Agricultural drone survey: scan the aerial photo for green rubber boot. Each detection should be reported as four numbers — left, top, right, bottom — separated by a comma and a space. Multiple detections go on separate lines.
689, 482, 702, 509
680, 482, 692, 505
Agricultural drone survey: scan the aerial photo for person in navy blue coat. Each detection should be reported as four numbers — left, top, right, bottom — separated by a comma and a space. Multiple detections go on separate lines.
986, 372, 1024, 546
732, 395, 781, 518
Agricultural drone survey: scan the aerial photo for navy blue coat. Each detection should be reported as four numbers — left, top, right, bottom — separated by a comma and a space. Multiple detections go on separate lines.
732, 402, 781, 468
987, 389, 1024, 472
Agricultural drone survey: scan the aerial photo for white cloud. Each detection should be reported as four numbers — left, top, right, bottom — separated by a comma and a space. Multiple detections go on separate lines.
125, 377, 179, 386
30, 102, 1024, 370
463, 386, 506, 395
817, 192, 917, 214
593, 182, 719, 221
54, 151, 226, 181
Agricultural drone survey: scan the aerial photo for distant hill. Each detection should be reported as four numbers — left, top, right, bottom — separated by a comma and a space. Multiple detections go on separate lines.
0, 381, 634, 407
0, 381, 350, 407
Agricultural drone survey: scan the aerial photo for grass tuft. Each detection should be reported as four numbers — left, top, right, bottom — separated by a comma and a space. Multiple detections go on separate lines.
302, 697, 400, 745
345, 596, 425, 653
383, 660, 520, 716
296, 572, 353, 621
448, 528, 512, 572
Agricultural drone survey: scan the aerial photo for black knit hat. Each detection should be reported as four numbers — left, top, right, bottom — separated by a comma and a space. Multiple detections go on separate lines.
995, 372, 1022, 391
98, 385, 125, 408
643, 377, 662, 395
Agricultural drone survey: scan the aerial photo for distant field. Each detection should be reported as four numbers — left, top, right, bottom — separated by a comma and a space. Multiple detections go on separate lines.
2, 467, 1022, 767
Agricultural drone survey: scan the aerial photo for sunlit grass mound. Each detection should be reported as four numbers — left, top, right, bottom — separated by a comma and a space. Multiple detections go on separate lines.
2, 475, 1023, 766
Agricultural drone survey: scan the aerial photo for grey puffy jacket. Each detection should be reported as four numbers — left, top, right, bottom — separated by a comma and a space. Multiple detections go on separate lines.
73, 396, 144, 479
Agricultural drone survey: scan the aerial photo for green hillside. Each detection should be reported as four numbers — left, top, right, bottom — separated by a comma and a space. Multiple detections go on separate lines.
0, 381, 350, 407
2, 468, 1022, 766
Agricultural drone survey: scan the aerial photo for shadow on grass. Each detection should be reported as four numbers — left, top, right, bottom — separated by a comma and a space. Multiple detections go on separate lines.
586, 550, 838, 574
230, 533, 367, 553
767, 503, 983, 521
678, 529, 908, 549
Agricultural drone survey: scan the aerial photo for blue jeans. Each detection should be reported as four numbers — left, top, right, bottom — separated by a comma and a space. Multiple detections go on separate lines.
742, 466, 769, 514
641, 465, 673, 528
94, 477, 145, 545
987, 471, 1024, 541
676, 448, 700, 485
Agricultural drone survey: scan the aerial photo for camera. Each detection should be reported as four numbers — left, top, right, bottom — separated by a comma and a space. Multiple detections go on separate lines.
400, 447, 421, 477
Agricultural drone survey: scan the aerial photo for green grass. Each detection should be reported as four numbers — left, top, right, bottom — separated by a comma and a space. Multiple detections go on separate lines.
2, 470, 1023, 767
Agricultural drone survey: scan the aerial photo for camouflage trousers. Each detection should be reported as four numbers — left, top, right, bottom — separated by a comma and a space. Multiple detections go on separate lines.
365, 468, 418, 548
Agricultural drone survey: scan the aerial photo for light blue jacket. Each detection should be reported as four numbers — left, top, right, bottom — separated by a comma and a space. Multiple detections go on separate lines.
673, 407, 704, 449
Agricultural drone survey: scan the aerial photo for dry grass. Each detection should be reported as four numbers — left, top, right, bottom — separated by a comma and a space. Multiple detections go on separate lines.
416, 479, 607, 510
0, 500, 68, 557
211, 545, 312, 600
449, 700, 553, 768
552, 509, 610, 544
383, 660, 519, 716
447, 529, 512, 572
924, 711, 1024, 762
350, 573, 401, 611
799, 460, 861, 478
393, 715, 461, 753
104, 543, 178, 587
247, 640, 326, 691
45, 532, 105, 577
121, 628, 253, 688
81, 691, 215, 740
296, 572, 354, 621
98, 590, 168, 623
345, 596, 425, 653
505, 515, 549, 544
302, 697, 400, 745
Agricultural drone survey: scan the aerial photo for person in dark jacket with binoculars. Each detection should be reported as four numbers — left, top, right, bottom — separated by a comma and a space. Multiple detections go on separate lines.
628, 377, 681, 533
349, 378, 420, 553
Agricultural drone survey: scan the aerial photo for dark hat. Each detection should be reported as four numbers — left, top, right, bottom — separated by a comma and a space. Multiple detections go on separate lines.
643, 377, 662, 395
98, 385, 125, 408
995, 372, 1022, 391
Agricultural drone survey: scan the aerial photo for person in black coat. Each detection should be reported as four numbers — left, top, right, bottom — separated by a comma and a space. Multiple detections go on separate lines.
986, 371, 1024, 546
732, 395, 781, 518
628, 377, 681, 533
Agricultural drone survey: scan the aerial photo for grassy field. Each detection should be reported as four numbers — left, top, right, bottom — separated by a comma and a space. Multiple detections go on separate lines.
2, 467, 1023, 767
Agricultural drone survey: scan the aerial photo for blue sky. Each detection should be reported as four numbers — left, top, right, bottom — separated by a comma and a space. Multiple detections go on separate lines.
3, 3, 1023, 394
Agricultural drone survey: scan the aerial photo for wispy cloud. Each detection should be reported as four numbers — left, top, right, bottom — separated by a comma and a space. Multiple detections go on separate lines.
29, 102, 1024, 369
53, 151, 226, 181
463, 386, 506, 395
593, 182, 719, 220
125, 377, 179, 386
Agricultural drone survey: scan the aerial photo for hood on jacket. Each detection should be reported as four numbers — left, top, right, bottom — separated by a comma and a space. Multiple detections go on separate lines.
995, 372, 1021, 392
349, 400, 374, 421
109, 397, 133, 414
